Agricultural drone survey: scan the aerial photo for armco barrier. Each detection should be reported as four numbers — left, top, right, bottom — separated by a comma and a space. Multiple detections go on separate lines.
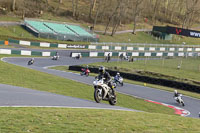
0, 48, 55, 56
7, 38, 200, 53
69, 65, 200, 93
71, 52, 200, 57
8, 39, 87, 49
87, 44, 200, 52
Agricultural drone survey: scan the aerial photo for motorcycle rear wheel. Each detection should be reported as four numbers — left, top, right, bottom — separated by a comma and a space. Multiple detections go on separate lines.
109, 90, 117, 105
109, 96, 117, 105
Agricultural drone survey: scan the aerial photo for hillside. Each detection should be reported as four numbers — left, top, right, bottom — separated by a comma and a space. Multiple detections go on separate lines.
1, 0, 200, 32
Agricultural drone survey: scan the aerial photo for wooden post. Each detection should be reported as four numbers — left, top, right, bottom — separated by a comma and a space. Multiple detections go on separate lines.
162, 58, 165, 67
199, 65, 200, 72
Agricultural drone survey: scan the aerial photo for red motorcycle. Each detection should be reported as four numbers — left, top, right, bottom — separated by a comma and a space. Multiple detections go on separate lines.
80, 68, 90, 77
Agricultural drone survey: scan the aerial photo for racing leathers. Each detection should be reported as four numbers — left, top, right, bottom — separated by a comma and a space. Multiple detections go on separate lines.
98, 71, 115, 96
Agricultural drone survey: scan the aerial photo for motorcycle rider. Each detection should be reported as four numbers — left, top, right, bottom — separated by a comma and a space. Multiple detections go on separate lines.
106, 53, 111, 62
55, 52, 59, 57
98, 66, 116, 96
83, 65, 89, 75
28, 58, 34, 65
114, 72, 121, 82
31, 58, 34, 63
174, 90, 181, 98
54, 52, 59, 59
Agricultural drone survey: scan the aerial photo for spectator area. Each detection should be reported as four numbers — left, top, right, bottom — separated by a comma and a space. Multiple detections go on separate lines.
25, 20, 92, 36
24, 20, 99, 42
25, 20, 54, 33
67, 24, 92, 37
44, 22, 76, 35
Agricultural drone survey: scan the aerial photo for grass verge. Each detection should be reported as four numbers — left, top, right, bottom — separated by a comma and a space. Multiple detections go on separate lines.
0, 107, 199, 133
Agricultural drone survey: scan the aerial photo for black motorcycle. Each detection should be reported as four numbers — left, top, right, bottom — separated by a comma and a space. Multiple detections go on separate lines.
28, 60, 34, 65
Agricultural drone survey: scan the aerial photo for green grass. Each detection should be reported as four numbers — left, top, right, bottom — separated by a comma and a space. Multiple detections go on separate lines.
0, 26, 35, 39
0, 15, 21, 22
51, 65, 200, 99
99, 32, 171, 44
87, 58, 200, 84
0, 55, 174, 115
0, 107, 199, 133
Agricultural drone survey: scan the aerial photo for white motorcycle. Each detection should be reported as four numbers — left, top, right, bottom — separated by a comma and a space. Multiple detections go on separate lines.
114, 77, 124, 86
52, 55, 59, 60
93, 78, 117, 105
174, 94, 185, 106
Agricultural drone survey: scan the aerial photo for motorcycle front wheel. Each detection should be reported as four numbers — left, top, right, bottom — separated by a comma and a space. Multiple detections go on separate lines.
94, 88, 102, 103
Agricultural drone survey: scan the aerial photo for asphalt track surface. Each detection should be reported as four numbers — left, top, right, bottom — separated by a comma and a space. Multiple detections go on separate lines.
1, 53, 200, 118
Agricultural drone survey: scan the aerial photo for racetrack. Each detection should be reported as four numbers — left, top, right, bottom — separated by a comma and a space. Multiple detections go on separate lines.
2, 53, 200, 118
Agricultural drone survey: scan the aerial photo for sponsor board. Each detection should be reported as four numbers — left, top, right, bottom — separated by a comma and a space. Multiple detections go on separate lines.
66, 45, 85, 48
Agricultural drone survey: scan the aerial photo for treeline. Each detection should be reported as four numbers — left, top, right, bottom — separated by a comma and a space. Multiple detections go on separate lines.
1, 0, 200, 35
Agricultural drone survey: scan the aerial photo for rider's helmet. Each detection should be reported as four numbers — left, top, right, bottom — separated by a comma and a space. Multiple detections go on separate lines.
99, 66, 105, 74
86, 65, 89, 68
117, 72, 120, 76
174, 90, 177, 94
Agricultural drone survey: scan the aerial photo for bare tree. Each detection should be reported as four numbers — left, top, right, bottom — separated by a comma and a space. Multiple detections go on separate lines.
111, 0, 129, 36
103, 0, 121, 35
72, 0, 79, 19
93, 0, 102, 29
152, 0, 161, 24
132, 0, 144, 34
89, 0, 94, 20
182, 0, 200, 28
72, 0, 75, 17
12, 0, 16, 11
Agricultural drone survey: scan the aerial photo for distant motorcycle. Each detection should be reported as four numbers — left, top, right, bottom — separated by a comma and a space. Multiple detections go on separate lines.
75, 54, 81, 59
174, 94, 185, 106
28, 59, 34, 65
124, 55, 130, 61
114, 76, 124, 86
80, 68, 90, 77
52, 55, 59, 60
93, 77, 117, 105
